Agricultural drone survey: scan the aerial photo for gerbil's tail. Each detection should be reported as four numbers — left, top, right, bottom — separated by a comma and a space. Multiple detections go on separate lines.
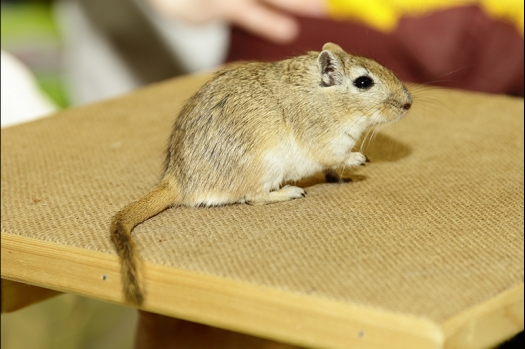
110, 178, 180, 306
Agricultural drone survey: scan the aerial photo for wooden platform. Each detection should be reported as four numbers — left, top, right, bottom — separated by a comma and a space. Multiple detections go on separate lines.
1, 72, 523, 349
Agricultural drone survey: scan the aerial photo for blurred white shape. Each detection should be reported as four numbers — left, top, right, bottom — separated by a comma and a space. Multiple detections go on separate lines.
1, 50, 58, 128
54, 0, 228, 106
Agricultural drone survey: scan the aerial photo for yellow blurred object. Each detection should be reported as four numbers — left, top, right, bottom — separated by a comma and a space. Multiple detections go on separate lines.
480, 0, 524, 34
326, 0, 524, 34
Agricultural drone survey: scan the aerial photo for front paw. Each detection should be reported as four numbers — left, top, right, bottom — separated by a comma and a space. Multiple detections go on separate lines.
345, 152, 368, 167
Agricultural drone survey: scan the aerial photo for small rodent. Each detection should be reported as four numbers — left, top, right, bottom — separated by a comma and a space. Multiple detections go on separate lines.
111, 43, 412, 305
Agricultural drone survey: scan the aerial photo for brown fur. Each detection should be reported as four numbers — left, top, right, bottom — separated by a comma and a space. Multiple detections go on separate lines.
110, 179, 179, 304
110, 43, 412, 305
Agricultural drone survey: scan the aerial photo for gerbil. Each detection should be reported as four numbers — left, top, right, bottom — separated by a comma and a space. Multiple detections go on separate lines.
110, 43, 412, 305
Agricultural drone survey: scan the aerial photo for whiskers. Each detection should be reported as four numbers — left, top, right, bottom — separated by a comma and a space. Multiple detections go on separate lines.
411, 65, 472, 88
359, 124, 384, 154
407, 83, 452, 114
405, 65, 474, 115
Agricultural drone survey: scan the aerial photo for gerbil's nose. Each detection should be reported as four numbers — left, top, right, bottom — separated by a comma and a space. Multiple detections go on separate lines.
403, 102, 412, 110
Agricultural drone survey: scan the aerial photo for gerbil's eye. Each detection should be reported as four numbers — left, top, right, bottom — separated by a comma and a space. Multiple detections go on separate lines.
353, 76, 374, 90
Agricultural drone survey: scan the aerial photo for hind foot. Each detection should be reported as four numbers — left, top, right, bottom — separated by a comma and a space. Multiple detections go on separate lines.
246, 185, 306, 205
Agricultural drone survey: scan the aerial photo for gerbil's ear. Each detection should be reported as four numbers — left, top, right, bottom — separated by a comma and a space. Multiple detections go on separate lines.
322, 42, 345, 54
318, 49, 342, 87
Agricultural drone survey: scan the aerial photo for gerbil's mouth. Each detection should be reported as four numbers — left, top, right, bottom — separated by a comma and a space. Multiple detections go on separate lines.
393, 109, 408, 122
375, 110, 407, 126
380, 100, 411, 124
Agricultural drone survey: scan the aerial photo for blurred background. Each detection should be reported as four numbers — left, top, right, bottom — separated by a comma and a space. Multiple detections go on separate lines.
2, 0, 523, 114
1, 0, 523, 348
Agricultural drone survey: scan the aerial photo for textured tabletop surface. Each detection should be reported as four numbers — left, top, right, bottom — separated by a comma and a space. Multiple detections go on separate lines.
2, 73, 523, 348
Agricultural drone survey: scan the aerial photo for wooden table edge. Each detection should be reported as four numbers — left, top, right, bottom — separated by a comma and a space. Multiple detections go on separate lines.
2, 232, 521, 348
440, 283, 523, 348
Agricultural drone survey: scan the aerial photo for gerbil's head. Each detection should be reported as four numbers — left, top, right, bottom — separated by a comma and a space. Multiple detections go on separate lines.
317, 43, 412, 124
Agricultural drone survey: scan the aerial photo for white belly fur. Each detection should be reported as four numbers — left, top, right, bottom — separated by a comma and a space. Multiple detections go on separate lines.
261, 137, 323, 192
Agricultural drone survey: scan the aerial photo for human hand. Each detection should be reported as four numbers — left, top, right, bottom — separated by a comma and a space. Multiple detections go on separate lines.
147, 0, 327, 44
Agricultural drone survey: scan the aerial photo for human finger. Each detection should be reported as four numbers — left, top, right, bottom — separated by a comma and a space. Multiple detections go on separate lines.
229, 2, 300, 44
263, 0, 327, 18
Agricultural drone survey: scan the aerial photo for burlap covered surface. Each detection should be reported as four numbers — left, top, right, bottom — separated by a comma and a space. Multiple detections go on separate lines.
1, 73, 523, 323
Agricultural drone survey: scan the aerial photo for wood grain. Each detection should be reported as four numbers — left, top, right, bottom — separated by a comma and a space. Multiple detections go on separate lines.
2, 232, 441, 349
2, 232, 523, 348
441, 284, 524, 349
